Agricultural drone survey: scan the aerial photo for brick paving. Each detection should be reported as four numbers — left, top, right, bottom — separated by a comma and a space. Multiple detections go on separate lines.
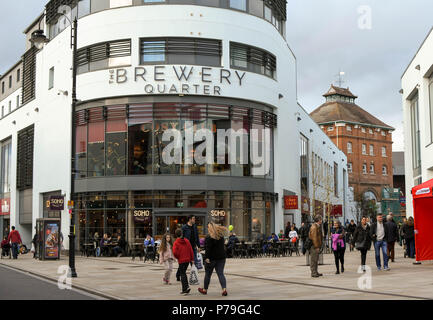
0, 246, 431, 300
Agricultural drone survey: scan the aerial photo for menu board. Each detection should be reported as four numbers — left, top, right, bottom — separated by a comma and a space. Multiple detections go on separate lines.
44, 222, 60, 259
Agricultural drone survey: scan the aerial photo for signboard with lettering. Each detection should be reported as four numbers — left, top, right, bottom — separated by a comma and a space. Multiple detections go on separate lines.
0, 198, 10, 216
109, 65, 246, 97
331, 205, 343, 217
284, 196, 298, 210
49, 196, 64, 211
210, 210, 226, 217
133, 209, 152, 223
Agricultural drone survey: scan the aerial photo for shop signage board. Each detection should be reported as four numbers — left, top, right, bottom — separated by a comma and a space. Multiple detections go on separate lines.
49, 196, 65, 211
0, 198, 10, 215
284, 196, 298, 210
133, 209, 152, 222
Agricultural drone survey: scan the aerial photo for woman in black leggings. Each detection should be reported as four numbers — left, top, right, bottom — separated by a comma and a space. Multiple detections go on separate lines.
331, 220, 346, 274
198, 222, 229, 296
351, 216, 372, 272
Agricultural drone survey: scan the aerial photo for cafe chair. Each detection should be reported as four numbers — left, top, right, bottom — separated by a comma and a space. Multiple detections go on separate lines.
130, 243, 143, 261
144, 245, 157, 263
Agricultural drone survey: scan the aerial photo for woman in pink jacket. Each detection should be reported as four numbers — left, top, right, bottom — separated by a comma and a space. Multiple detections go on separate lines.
331, 220, 346, 274
159, 233, 175, 285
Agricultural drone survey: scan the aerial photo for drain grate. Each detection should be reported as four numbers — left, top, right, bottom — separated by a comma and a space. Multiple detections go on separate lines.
103, 268, 120, 270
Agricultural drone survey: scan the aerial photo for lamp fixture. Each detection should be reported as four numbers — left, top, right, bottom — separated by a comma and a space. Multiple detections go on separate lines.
30, 29, 49, 50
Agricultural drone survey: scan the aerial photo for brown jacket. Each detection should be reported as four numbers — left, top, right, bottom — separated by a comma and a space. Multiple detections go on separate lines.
309, 223, 323, 249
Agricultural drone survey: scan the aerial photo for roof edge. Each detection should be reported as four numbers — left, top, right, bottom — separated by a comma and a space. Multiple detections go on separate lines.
401, 26, 433, 79
0, 60, 23, 81
314, 120, 395, 131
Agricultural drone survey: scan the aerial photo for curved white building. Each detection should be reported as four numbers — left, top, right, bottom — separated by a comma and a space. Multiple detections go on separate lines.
0, 0, 348, 249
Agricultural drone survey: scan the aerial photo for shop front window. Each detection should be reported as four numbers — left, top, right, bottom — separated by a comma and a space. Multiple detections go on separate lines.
88, 122, 105, 177
75, 103, 276, 179
106, 118, 127, 176
75, 124, 87, 178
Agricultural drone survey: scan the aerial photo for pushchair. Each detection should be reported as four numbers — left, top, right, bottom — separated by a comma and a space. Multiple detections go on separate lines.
1, 243, 11, 259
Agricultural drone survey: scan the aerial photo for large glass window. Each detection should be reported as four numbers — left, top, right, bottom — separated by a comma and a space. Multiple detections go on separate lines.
75, 124, 87, 178
106, 117, 127, 176
75, 103, 276, 179
140, 38, 222, 67
230, 42, 276, 79
429, 77, 433, 144
230, 0, 247, 11
1, 140, 12, 194
88, 122, 105, 177
410, 96, 421, 173
300, 134, 309, 195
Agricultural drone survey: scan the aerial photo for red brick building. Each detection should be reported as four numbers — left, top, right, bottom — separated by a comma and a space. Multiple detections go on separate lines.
310, 85, 394, 203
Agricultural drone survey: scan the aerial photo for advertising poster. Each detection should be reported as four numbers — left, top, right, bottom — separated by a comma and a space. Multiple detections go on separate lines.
44, 222, 60, 259
0, 198, 10, 216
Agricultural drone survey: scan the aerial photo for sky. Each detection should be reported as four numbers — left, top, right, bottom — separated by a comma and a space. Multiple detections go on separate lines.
1, 0, 433, 152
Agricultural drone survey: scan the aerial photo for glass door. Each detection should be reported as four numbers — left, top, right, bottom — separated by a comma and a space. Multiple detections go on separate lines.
154, 214, 207, 240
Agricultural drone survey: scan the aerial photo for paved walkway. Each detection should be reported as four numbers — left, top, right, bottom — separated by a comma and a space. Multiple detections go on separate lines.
0, 247, 431, 300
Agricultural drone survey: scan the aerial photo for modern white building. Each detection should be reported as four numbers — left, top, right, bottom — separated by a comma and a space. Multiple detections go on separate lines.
0, 0, 347, 249
401, 26, 433, 217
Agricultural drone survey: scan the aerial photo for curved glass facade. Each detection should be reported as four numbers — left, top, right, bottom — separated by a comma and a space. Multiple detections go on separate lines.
74, 102, 276, 179
47, 0, 286, 39
76, 190, 274, 245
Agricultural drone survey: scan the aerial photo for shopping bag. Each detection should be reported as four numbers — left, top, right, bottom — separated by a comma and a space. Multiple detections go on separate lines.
30, 243, 35, 253
189, 265, 200, 285
196, 253, 203, 270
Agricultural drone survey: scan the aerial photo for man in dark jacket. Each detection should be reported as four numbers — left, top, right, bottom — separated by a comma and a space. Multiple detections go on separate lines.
299, 222, 310, 255
385, 214, 398, 262
370, 214, 390, 271
176, 215, 200, 283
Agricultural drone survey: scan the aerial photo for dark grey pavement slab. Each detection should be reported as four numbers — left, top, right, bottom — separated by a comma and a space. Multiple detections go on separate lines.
0, 265, 97, 300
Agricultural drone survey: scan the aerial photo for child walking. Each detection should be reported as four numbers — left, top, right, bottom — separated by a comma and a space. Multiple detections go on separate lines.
159, 233, 175, 285
172, 228, 194, 295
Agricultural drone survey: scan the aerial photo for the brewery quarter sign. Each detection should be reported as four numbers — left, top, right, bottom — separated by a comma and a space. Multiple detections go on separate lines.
109, 65, 246, 96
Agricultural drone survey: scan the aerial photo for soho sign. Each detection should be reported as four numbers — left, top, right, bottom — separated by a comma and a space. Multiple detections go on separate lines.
134, 210, 151, 217
109, 66, 247, 96
210, 210, 226, 217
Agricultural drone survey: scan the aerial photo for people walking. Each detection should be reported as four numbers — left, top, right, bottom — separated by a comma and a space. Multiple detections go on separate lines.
351, 216, 372, 272
331, 220, 346, 274
403, 217, 415, 258
385, 214, 398, 262
172, 228, 194, 295
370, 214, 390, 271
159, 233, 175, 285
309, 215, 323, 278
198, 222, 229, 296
176, 215, 200, 283
7, 226, 22, 259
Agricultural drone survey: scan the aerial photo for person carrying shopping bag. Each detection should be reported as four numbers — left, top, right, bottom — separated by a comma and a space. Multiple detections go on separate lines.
198, 222, 229, 296
159, 233, 175, 285
173, 228, 194, 295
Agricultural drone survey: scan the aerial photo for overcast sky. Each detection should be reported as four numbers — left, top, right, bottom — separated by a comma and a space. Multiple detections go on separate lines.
1, 0, 433, 152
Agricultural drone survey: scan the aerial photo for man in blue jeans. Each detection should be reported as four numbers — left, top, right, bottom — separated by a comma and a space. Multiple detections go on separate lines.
370, 214, 390, 271
176, 215, 200, 283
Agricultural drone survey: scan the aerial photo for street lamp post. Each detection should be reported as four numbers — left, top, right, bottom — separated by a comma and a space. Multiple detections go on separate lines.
31, 13, 78, 278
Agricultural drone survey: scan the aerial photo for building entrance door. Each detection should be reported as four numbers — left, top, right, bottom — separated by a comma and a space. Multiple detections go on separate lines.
154, 213, 206, 240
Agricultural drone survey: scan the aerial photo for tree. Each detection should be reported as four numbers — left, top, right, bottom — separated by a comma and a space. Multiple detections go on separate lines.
354, 190, 379, 222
